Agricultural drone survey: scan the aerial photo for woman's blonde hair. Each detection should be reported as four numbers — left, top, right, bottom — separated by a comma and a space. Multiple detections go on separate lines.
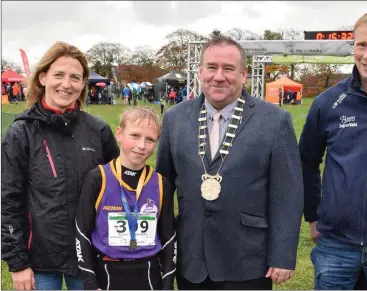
119, 106, 162, 136
26, 41, 90, 108
354, 13, 367, 34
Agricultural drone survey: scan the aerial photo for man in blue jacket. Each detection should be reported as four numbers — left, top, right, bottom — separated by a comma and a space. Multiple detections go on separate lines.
299, 13, 367, 290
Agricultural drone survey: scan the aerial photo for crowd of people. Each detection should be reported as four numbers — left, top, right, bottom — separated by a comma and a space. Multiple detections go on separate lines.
121, 84, 155, 106
278, 88, 302, 106
167, 86, 187, 105
87, 85, 112, 105
2, 81, 26, 104
1, 12, 367, 291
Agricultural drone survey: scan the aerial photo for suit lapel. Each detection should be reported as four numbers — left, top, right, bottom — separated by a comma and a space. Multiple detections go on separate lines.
187, 94, 205, 133
187, 95, 212, 168
210, 91, 256, 165
233, 91, 256, 138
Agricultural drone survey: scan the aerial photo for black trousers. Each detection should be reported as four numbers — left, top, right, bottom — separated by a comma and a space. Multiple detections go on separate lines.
95, 255, 162, 290
177, 274, 272, 290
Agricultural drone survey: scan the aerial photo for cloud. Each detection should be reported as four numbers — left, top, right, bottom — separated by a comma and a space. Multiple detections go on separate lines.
130, 1, 222, 26
2, 0, 367, 69
2, 1, 85, 32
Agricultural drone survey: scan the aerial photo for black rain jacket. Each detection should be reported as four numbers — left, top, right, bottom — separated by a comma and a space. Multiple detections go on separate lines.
1, 101, 119, 275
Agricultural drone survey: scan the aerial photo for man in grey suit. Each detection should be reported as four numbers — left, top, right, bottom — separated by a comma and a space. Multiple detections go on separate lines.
156, 35, 303, 290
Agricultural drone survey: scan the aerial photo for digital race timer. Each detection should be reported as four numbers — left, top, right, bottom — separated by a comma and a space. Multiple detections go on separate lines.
304, 31, 354, 40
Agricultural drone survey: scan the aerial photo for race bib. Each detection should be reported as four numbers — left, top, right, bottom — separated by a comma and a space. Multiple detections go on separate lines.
108, 212, 157, 247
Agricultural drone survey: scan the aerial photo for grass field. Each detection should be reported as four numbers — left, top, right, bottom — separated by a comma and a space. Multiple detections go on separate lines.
1, 97, 316, 290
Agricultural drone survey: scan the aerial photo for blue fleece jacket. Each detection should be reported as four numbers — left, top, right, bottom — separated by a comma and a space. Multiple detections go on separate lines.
300, 66, 367, 245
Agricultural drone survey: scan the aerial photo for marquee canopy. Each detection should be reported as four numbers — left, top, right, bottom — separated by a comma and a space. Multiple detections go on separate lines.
2, 69, 25, 82
265, 76, 303, 104
88, 72, 110, 85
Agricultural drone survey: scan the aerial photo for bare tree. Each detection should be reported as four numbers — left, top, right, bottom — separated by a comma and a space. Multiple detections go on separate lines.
314, 64, 342, 88
299, 64, 343, 96
130, 46, 156, 67
280, 29, 303, 40
1, 57, 22, 74
156, 29, 207, 71
224, 28, 261, 40
337, 25, 353, 30
110, 43, 131, 65
86, 42, 131, 77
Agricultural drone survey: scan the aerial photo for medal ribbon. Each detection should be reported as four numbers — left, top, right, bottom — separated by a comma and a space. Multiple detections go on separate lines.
116, 157, 147, 245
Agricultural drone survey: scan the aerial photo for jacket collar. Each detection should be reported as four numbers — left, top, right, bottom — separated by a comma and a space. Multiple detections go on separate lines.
41, 98, 78, 114
348, 65, 367, 97
26, 100, 81, 135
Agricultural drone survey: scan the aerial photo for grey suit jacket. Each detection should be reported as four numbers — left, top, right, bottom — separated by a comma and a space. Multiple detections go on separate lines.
156, 91, 304, 283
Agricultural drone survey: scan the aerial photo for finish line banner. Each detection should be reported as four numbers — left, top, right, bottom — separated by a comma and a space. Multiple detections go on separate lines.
272, 55, 354, 64
239, 40, 354, 56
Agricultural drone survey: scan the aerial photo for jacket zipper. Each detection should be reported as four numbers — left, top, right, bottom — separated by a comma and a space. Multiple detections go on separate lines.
27, 212, 33, 250
43, 140, 57, 178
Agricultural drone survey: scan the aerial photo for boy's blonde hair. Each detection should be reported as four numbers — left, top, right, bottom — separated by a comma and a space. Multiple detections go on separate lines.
119, 106, 162, 136
354, 13, 367, 34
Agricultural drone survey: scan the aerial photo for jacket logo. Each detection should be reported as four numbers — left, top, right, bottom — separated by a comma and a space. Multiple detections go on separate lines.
332, 93, 347, 109
82, 147, 95, 152
140, 198, 158, 214
76, 238, 83, 262
103, 206, 122, 211
339, 116, 357, 128
124, 170, 137, 176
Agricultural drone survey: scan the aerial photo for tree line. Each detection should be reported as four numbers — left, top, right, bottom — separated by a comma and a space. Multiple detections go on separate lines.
85, 27, 352, 96
2, 26, 353, 95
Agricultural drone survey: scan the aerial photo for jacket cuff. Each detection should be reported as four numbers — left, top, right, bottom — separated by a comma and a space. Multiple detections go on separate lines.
304, 212, 318, 223
7, 253, 31, 272
83, 281, 99, 290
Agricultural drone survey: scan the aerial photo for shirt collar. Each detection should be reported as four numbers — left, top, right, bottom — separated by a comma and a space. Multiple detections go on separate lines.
204, 97, 238, 121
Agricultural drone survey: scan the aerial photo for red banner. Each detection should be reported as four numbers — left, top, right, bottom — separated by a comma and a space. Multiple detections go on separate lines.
19, 49, 31, 77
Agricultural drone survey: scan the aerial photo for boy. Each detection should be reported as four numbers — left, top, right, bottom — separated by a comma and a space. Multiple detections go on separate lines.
75, 107, 176, 290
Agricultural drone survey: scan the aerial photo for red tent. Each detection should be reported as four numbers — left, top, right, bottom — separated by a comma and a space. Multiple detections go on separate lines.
2, 69, 25, 83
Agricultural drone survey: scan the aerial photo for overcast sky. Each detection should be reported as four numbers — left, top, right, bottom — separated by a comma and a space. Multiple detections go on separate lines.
2, 1, 366, 70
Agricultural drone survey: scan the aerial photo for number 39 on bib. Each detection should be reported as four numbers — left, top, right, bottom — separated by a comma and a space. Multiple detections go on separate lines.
108, 212, 157, 247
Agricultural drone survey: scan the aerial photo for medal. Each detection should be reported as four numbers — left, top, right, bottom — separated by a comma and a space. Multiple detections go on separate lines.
119, 166, 147, 251
201, 174, 222, 201
130, 240, 137, 249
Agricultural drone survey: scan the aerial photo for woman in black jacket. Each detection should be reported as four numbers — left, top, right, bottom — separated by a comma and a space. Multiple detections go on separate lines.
1, 42, 119, 290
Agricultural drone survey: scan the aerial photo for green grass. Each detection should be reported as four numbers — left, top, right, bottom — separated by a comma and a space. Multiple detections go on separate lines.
1, 97, 316, 290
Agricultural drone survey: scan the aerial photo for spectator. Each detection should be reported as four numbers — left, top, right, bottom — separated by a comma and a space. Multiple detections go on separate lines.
1, 41, 119, 291
2, 82, 6, 96
168, 88, 176, 105
299, 13, 367, 290
12, 83, 20, 104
